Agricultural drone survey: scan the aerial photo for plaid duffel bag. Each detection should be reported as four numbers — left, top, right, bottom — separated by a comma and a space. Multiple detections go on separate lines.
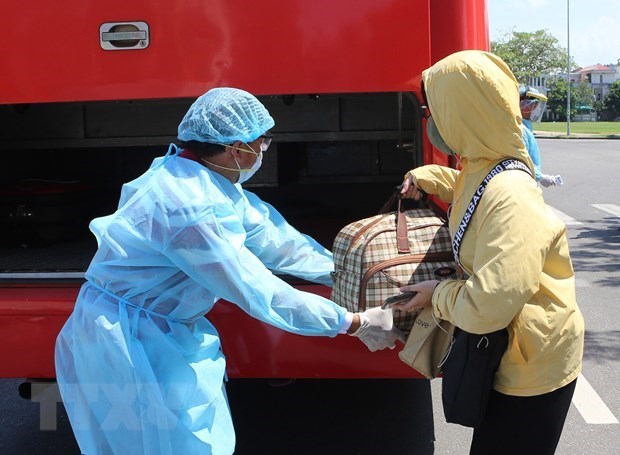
331, 196, 456, 333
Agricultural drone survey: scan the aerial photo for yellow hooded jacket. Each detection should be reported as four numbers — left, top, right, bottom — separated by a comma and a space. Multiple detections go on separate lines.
411, 51, 584, 396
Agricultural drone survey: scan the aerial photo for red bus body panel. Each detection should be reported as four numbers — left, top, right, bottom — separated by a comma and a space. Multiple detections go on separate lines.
430, 0, 489, 63
0, 285, 415, 378
0, 0, 488, 378
2, 0, 432, 104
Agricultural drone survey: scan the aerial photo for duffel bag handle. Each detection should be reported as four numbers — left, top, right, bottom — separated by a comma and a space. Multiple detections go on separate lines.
378, 186, 433, 255
378, 191, 411, 254
396, 198, 410, 254
378, 189, 401, 215
378, 185, 429, 215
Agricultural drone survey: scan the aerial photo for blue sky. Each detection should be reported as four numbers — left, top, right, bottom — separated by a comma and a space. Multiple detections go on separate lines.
488, 0, 620, 67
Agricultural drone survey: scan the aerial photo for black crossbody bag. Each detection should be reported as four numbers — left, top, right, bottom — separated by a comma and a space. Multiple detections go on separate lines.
441, 159, 532, 428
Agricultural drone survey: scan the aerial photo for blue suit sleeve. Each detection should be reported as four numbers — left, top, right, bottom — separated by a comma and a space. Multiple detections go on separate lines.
162, 207, 345, 336
522, 128, 542, 181
241, 191, 335, 287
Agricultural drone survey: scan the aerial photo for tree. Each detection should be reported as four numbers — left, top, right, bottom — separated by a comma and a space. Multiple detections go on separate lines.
594, 100, 605, 119
546, 78, 577, 121
573, 81, 595, 116
603, 81, 620, 119
491, 29, 576, 83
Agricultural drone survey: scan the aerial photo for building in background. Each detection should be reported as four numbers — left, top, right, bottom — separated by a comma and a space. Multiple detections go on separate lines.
527, 63, 618, 122
578, 64, 616, 103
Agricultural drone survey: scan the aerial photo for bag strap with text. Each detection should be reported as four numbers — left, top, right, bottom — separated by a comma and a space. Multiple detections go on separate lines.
452, 159, 532, 267
434, 159, 532, 370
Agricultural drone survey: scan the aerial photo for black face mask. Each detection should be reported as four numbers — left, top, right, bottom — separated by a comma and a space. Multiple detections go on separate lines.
426, 117, 456, 156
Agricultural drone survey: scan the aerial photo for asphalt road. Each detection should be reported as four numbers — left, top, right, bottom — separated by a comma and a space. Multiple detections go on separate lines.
0, 378, 438, 455
1, 139, 618, 454
536, 138, 620, 454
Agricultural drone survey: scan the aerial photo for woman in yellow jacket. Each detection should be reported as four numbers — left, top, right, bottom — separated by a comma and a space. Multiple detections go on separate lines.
394, 50, 584, 454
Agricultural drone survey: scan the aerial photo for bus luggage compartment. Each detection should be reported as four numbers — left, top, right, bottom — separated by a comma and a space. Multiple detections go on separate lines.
0, 92, 426, 379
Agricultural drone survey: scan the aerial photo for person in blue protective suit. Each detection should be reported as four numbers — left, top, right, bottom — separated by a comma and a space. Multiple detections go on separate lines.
519, 85, 563, 188
55, 87, 404, 455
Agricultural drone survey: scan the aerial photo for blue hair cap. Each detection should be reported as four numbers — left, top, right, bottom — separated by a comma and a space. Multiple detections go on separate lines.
177, 87, 275, 144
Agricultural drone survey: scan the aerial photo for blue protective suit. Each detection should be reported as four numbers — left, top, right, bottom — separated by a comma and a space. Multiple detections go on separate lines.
521, 119, 542, 181
55, 145, 346, 455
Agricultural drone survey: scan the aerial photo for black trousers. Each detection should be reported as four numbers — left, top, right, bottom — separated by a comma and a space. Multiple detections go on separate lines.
469, 378, 577, 455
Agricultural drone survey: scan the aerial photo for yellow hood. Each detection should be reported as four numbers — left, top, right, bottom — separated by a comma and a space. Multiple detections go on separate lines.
422, 50, 534, 174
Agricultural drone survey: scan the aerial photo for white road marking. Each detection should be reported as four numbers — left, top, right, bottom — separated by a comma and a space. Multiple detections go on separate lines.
548, 205, 583, 225
575, 279, 591, 287
572, 373, 619, 424
592, 204, 620, 218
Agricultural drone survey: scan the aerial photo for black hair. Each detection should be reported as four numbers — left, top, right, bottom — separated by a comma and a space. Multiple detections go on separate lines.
179, 141, 226, 159
519, 85, 538, 101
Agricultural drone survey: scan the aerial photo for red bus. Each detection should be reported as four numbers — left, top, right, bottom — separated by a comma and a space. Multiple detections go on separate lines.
0, 0, 488, 382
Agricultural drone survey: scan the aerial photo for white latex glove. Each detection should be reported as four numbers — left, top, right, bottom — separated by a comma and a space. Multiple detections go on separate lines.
349, 307, 406, 352
539, 174, 563, 188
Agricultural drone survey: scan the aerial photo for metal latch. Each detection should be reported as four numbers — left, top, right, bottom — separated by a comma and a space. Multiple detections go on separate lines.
100, 22, 149, 50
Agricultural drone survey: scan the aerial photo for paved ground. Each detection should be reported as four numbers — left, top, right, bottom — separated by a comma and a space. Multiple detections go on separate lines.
535, 131, 620, 139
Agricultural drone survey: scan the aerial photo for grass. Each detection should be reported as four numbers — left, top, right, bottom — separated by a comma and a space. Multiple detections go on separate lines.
535, 121, 620, 135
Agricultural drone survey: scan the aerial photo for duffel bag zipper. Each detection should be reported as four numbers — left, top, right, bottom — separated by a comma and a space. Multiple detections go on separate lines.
344, 222, 446, 270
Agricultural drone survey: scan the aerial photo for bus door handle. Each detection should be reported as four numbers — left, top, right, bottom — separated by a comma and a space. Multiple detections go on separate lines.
100, 22, 149, 50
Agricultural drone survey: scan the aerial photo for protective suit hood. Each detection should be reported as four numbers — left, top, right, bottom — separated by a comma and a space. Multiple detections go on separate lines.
422, 50, 534, 175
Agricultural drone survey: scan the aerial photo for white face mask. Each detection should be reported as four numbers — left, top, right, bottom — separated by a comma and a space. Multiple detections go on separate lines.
236, 149, 262, 184
200, 143, 263, 184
